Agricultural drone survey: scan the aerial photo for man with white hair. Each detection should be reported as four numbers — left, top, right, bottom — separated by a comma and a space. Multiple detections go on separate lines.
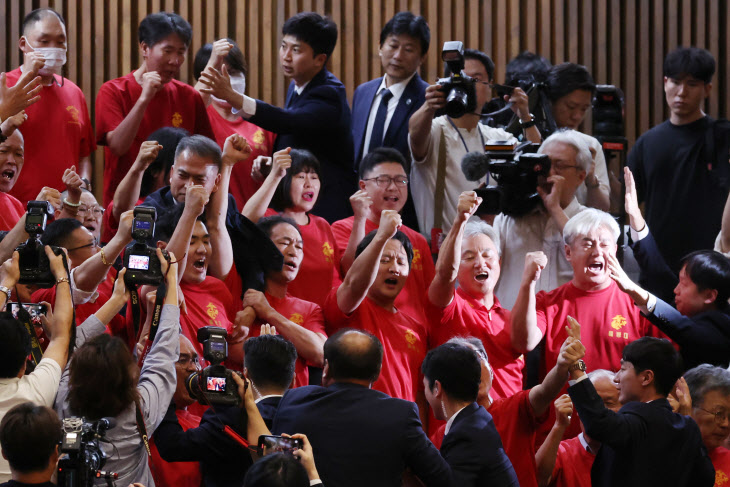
428, 190, 524, 399
493, 129, 591, 310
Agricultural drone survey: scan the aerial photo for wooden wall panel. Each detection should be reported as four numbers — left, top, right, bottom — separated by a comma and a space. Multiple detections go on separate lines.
2, 0, 728, 200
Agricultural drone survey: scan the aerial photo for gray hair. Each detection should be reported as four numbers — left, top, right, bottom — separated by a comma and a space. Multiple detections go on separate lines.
563, 208, 620, 246
447, 336, 489, 363
538, 128, 593, 172
174, 135, 222, 170
684, 364, 730, 407
588, 369, 617, 386
462, 219, 501, 256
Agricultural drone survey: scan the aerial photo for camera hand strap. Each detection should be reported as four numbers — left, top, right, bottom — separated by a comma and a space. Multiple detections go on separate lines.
16, 304, 44, 366
133, 281, 167, 367
134, 396, 151, 457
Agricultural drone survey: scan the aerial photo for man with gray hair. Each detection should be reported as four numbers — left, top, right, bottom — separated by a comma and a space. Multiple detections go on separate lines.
429, 190, 524, 399
493, 128, 591, 310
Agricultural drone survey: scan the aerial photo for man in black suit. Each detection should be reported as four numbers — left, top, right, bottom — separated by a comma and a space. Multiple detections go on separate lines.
272, 328, 452, 487
421, 342, 519, 486
199, 12, 355, 222
568, 336, 715, 487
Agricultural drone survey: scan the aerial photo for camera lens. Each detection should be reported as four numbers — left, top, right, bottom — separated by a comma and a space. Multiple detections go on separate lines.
445, 87, 468, 118
185, 371, 202, 399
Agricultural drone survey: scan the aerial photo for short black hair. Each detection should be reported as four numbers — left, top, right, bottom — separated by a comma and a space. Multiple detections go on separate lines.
141, 127, 189, 197
547, 62, 596, 102
138, 12, 192, 47
270, 149, 322, 212
41, 218, 83, 248
421, 342, 481, 403
0, 403, 62, 473
243, 452, 310, 487
324, 329, 383, 383
379, 12, 430, 55
505, 51, 552, 87
463, 49, 495, 82
0, 313, 31, 378
680, 250, 730, 305
175, 135, 222, 170
22, 8, 65, 35
663, 47, 715, 84
684, 364, 730, 407
622, 337, 683, 397
244, 335, 298, 391
355, 230, 413, 269
359, 147, 408, 180
282, 12, 338, 59
193, 38, 248, 80
257, 215, 302, 240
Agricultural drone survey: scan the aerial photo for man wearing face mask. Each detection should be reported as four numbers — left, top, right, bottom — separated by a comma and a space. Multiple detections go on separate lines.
5, 8, 95, 206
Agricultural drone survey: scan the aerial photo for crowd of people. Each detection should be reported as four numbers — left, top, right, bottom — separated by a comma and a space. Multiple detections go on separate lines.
0, 6, 728, 487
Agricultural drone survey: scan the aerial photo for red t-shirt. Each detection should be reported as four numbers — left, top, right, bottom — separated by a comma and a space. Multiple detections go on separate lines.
0, 192, 25, 231
430, 288, 523, 400
6, 69, 95, 205
95, 72, 214, 206
323, 289, 427, 402
711, 446, 730, 487
149, 408, 203, 487
331, 217, 435, 323
551, 435, 594, 487
207, 105, 275, 210
247, 292, 326, 388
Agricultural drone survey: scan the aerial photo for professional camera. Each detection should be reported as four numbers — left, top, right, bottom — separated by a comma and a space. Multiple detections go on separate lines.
436, 41, 478, 119
592, 85, 625, 138
185, 326, 242, 406
16, 201, 64, 288
461, 141, 551, 217
57, 417, 117, 487
123, 206, 166, 286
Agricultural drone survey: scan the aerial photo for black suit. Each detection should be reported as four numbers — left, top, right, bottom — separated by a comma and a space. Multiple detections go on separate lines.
272, 382, 452, 487
250, 68, 356, 223
568, 378, 715, 487
630, 230, 679, 304
256, 395, 282, 429
440, 403, 519, 487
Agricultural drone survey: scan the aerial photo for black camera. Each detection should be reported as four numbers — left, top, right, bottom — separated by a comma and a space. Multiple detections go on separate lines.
123, 206, 166, 286
57, 417, 117, 487
185, 326, 242, 406
461, 142, 551, 217
17, 201, 65, 288
592, 85, 625, 138
436, 41, 478, 119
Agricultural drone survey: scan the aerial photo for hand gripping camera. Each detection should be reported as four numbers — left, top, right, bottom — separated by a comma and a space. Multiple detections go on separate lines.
436, 41, 478, 119
17, 201, 65, 288
185, 326, 242, 406
57, 417, 117, 487
123, 206, 166, 286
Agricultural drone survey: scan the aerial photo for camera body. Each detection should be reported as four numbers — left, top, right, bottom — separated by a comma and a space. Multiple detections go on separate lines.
436, 41, 478, 119
123, 206, 165, 286
592, 85, 625, 138
185, 326, 242, 406
17, 201, 63, 288
57, 417, 115, 487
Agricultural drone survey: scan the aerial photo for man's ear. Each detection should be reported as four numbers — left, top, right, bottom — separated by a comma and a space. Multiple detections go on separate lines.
432, 379, 443, 398
564, 244, 572, 262
243, 367, 249, 380
212, 172, 222, 193
704, 82, 713, 99
577, 169, 587, 184
702, 288, 718, 305
640, 369, 655, 388
140, 41, 150, 58
313, 53, 328, 71
169, 164, 176, 186
358, 180, 366, 191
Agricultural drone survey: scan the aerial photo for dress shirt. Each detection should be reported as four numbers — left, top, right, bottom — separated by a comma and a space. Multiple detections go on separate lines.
361, 73, 415, 157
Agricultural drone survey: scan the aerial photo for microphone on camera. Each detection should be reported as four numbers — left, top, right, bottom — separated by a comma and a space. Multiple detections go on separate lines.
461, 151, 491, 182
97, 417, 117, 431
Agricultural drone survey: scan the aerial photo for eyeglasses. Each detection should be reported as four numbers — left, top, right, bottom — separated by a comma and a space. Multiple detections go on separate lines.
67, 237, 99, 253
77, 205, 105, 218
177, 355, 200, 366
552, 163, 582, 172
362, 175, 409, 187
695, 407, 730, 425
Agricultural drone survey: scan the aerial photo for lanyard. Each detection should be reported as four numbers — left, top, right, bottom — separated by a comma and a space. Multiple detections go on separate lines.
447, 116, 486, 153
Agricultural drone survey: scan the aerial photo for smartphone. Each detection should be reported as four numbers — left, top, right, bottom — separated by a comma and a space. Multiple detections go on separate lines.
8, 302, 47, 326
257, 435, 303, 456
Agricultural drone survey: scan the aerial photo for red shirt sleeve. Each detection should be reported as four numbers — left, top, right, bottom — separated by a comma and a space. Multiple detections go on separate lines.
322, 287, 352, 334
193, 91, 215, 140
78, 93, 96, 156
95, 80, 127, 145
535, 290, 549, 334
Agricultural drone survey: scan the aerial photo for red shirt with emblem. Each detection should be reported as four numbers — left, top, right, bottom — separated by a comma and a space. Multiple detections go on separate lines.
551, 434, 594, 487
323, 289, 427, 402
247, 292, 326, 388
149, 408, 202, 487
711, 446, 730, 487
5, 68, 96, 205
330, 217, 435, 323
0, 192, 25, 231
95, 72, 214, 206
430, 288, 523, 400
207, 105, 275, 211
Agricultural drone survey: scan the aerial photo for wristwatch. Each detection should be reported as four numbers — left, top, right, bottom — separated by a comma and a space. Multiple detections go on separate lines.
519, 113, 537, 129
0, 285, 11, 300
569, 359, 587, 373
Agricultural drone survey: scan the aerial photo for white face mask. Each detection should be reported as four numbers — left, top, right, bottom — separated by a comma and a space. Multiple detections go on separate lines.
212, 74, 246, 105
25, 39, 67, 76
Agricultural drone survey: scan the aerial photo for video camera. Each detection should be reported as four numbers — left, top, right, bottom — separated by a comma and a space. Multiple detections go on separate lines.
57, 417, 117, 487
185, 326, 242, 406
592, 85, 625, 138
461, 141, 551, 217
17, 201, 65, 288
123, 206, 166, 286
436, 41, 478, 119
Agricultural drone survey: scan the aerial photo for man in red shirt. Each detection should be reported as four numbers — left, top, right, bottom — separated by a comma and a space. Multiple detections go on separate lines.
324, 209, 428, 415
7, 8, 95, 205
429, 190, 524, 400
95, 12, 214, 206
331, 147, 435, 324
0, 129, 30, 231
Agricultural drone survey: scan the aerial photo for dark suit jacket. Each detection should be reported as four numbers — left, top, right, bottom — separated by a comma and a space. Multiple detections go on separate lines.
440, 403, 519, 487
630, 230, 679, 304
568, 378, 715, 487
272, 382, 452, 487
256, 395, 282, 429
250, 68, 356, 223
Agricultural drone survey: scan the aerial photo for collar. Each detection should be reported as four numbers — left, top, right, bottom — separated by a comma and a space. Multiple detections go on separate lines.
455, 287, 501, 312
563, 198, 583, 217
578, 432, 597, 454
255, 394, 283, 404
444, 404, 470, 436
294, 80, 311, 95
378, 73, 416, 101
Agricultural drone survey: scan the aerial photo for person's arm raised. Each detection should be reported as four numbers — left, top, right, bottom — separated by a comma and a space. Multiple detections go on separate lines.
41, 247, 73, 370
0, 69, 42, 121
0, 187, 61, 263
535, 394, 573, 487
510, 251, 548, 353
241, 147, 291, 223
165, 185, 209, 283
408, 84, 445, 162
57, 166, 84, 219
193, 39, 232, 106
537, 175, 569, 232
112, 141, 162, 222
339, 189, 372, 275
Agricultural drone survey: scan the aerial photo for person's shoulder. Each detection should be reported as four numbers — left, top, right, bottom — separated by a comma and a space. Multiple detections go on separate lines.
354, 76, 383, 93
321, 69, 345, 88
100, 72, 135, 90
3, 67, 22, 84
331, 216, 355, 232
308, 213, 334, 230
401, 224, 428, 245
168, 78, 203, 96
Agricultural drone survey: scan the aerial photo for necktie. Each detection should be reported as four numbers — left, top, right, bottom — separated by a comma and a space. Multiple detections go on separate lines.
368, 89, 393, 152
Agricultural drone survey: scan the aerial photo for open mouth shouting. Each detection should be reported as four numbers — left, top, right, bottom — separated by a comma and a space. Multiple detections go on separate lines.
1, 167, 15, 182
192, 257, 207, 271
587, 261, 605, 274
475, 271, 490, 283
284, 260, 298, 272
302, 191, 315, 202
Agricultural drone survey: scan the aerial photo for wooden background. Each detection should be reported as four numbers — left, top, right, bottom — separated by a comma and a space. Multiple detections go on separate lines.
1, 0, 728, 196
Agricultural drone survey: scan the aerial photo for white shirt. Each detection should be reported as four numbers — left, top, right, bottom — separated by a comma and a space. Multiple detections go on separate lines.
237, 80, 311, 118
444, 405, 469, 436
361, 73, 416, 157
494, 198, 586, 310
